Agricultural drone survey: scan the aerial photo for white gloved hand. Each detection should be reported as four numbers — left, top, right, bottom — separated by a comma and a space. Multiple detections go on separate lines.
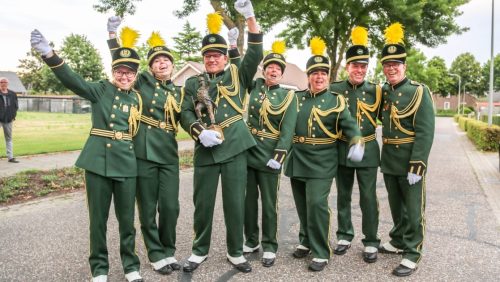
407, 172, 422, 185
266, 159, 281, 170
228, 27, 239, 46
198, 129, 223, 147
107, 16, 122, 33
347, 142, 365, 162
30, 29, 52, 56
234, 0, 255, 19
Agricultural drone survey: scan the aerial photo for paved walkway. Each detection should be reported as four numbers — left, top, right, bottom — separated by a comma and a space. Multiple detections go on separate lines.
0, 117, 499, 281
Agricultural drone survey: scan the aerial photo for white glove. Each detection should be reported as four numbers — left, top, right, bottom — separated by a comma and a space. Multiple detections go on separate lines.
347, 142, 365, 162
107, 16, 122, 33
198, 130, 223, 147
234, 0, 255, 19
30, 29, 52, 56
228, 27, 239, 46
407, 172, 422, 185
266, 159, 281, 170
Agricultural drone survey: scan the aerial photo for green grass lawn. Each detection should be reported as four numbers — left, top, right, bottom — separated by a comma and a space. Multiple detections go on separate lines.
0, 112, 190, 157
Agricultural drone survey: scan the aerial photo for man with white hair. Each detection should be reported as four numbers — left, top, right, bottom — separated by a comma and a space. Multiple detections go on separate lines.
0, 77, 19, 163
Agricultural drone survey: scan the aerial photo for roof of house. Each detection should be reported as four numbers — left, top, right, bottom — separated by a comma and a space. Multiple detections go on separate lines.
0, 71, 27, 94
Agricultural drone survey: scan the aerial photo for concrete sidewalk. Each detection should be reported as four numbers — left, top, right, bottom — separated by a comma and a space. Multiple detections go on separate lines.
0, 139, 195, 178
0, 117, 499, 281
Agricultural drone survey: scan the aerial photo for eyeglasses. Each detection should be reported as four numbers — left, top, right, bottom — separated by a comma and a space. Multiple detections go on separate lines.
203, 53, 224, 60
0, 81, 7, 84
113, 70, 136, 78
383, 63, 402, 70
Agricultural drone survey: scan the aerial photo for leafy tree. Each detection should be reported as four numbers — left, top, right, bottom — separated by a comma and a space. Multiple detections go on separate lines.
404, 48, 428, 85
426, 56, 454, 96
176, 0, 469, 81
93, 0, 142, 17
449, 52, 483, 96
18, 49, 46, 93
135, 42, 150, 73
60, 34, 106, 82
481, 54, 500, 93
172, 21, 203, 66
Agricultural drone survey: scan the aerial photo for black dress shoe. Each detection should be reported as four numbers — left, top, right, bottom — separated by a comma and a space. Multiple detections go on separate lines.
333, 244, 350, 255
131, 279, 143, 282
183, 258, 206, 273
169, 262, 181, 271
392, 264, 416, 277
378, 244, 402, 254
261, 258, 275, 267
227, 259, 252, 273
308, 261, 327, 272
8, 158, 19, 163
155, 264, 173, 275
292, 248, 310, 258
363, 251, 378, 263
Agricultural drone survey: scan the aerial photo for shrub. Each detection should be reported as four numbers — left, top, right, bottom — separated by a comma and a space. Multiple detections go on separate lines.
480, 115, 500, 126
436, 109, 456, 117
465, 120, 500, 151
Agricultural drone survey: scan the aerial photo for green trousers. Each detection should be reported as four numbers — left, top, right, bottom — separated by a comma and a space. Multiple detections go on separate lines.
336, 165, 380, 247
244, 167, 280, 253
136, 158, 179, 263
85, 171, 140, 277
383, 173, 426, 263
192, 152, 247, 257
291, 177, 333, 259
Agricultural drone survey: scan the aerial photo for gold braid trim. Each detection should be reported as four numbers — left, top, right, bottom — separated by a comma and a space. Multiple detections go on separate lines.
216, 64, 244, 113
128, 90, 143, 137
356, 85, 381, 128
309, 95, 345, 139
259, 90, 295, 135
390, 85, 423, 136
164, 91, 183, 133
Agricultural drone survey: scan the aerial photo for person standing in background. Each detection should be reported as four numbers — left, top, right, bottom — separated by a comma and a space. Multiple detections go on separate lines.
0, 77, 19, 163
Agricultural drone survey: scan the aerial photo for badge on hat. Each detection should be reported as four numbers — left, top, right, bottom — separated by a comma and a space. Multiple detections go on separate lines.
388, 46, 397, 54
314, 56, 322, 63
356, 48, 364, 55
120, 49, 131, 57
209, 37, 216, 43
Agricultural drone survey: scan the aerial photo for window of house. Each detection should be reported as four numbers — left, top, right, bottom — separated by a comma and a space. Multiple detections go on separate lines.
444, 101, 450, 110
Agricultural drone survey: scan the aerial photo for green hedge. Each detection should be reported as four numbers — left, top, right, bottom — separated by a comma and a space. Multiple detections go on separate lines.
479, 115, 500, 126
436, 109, 457, 117
456, 116, 500, 151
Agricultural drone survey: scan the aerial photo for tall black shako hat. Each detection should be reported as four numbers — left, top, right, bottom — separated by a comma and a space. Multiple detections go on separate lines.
201, 12, 227, 55
381, 22, 406, 64
346, 26, 369, 64
263, 40, 287, 72
147, 31, 174, 66
306, 37, 329, 75
112, 27, 140, 72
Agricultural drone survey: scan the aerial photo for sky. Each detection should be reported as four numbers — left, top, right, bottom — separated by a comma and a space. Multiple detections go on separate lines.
0, 0, 498, 76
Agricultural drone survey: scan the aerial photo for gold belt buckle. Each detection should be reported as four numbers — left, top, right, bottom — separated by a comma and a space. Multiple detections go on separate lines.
383, 138, 388, 144
114, 131, 123, 140
298, 136, 306, 143
159, 121, 167, 129
251, 128, 258, 135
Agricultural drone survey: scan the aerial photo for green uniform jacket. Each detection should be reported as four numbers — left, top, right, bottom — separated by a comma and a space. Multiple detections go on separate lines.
108, 38, 182, 165
380, 78, 435, 176
180, 33, 263, 166
43, 54, 140, 178
285, 89, 361, 179
330, 80, 381, 168
246, 79, 298, 174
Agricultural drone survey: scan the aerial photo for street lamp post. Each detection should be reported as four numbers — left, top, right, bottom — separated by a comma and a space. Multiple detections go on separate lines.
462, 82, 469, 116
449, 73, 461, 115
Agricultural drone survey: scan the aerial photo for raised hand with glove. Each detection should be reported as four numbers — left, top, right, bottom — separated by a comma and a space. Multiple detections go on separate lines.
347, 141, 365, 162
234, 0, 255, 19
228, 27, 239, 47
198, 129, 223, 148
30, 29, 53, 56
407, 172, 422, 185
107, 16, 122, 38
266, 159, 281, 170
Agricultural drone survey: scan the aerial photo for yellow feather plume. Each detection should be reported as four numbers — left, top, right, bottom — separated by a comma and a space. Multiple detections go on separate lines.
310, 36, 326, 56
384, 22, 405, 45
120, 26, 140, 49
351, 26, 368, 46
147, 31, 166, 48
271, 40, 286, 55
206, 12, 223, 34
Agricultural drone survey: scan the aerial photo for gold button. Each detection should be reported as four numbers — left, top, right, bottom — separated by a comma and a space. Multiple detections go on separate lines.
152, 100, 156, 104
113, 105, 117, 109
271, 97, 275, 99
273, 93, 276, 96
156, 86, 160, 89
150, 109, 154, 113
251, 106, 254, 109
251, 128, 258, 134
318, 105, 321, 108
302, 97, 306, 101
129, 145, 133, 149
384, 100, 387, 103
395, 127, 398, 130
382, 117, 384, 119
361, 118, 364, 122
223, 104, 227, 108
346, 98, 349, 101
260, 137, 264, 141
110, 123, 114, 128
361, 112, 365, 115
115, 96, 119, 100
175, 94, 178, 97
224, 114, 228, 117
321, 99, 325, 102
312, 127, 316, 130
362, 91, 366, 95
249, 114, 253, 117
396, 101, 399, 104
298, 136, 305, 143
299, 103, 303, 107
106, 143, 111, 148
313, 118, 317, 121
111, 114, 115, 118
156, 82, 159, 86
362, 98, 366, 101
384, 92, 387, 95
154, 93, 158, 97
262, 128, 266, 132
312, 134, 316, 137
345, 90, 348, 94
395, 136, 399, 139
254, 98, 258, 101
360, 126, 363, 129
398, 93, 402, 96
395, 145, 399, 148
202, 114, 206, 117
148, 125, 152, 129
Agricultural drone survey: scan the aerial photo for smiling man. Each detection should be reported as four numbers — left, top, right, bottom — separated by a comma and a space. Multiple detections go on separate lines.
378, 23, 435, 277
286, 37, 363, 272
330, 26, 381, 264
